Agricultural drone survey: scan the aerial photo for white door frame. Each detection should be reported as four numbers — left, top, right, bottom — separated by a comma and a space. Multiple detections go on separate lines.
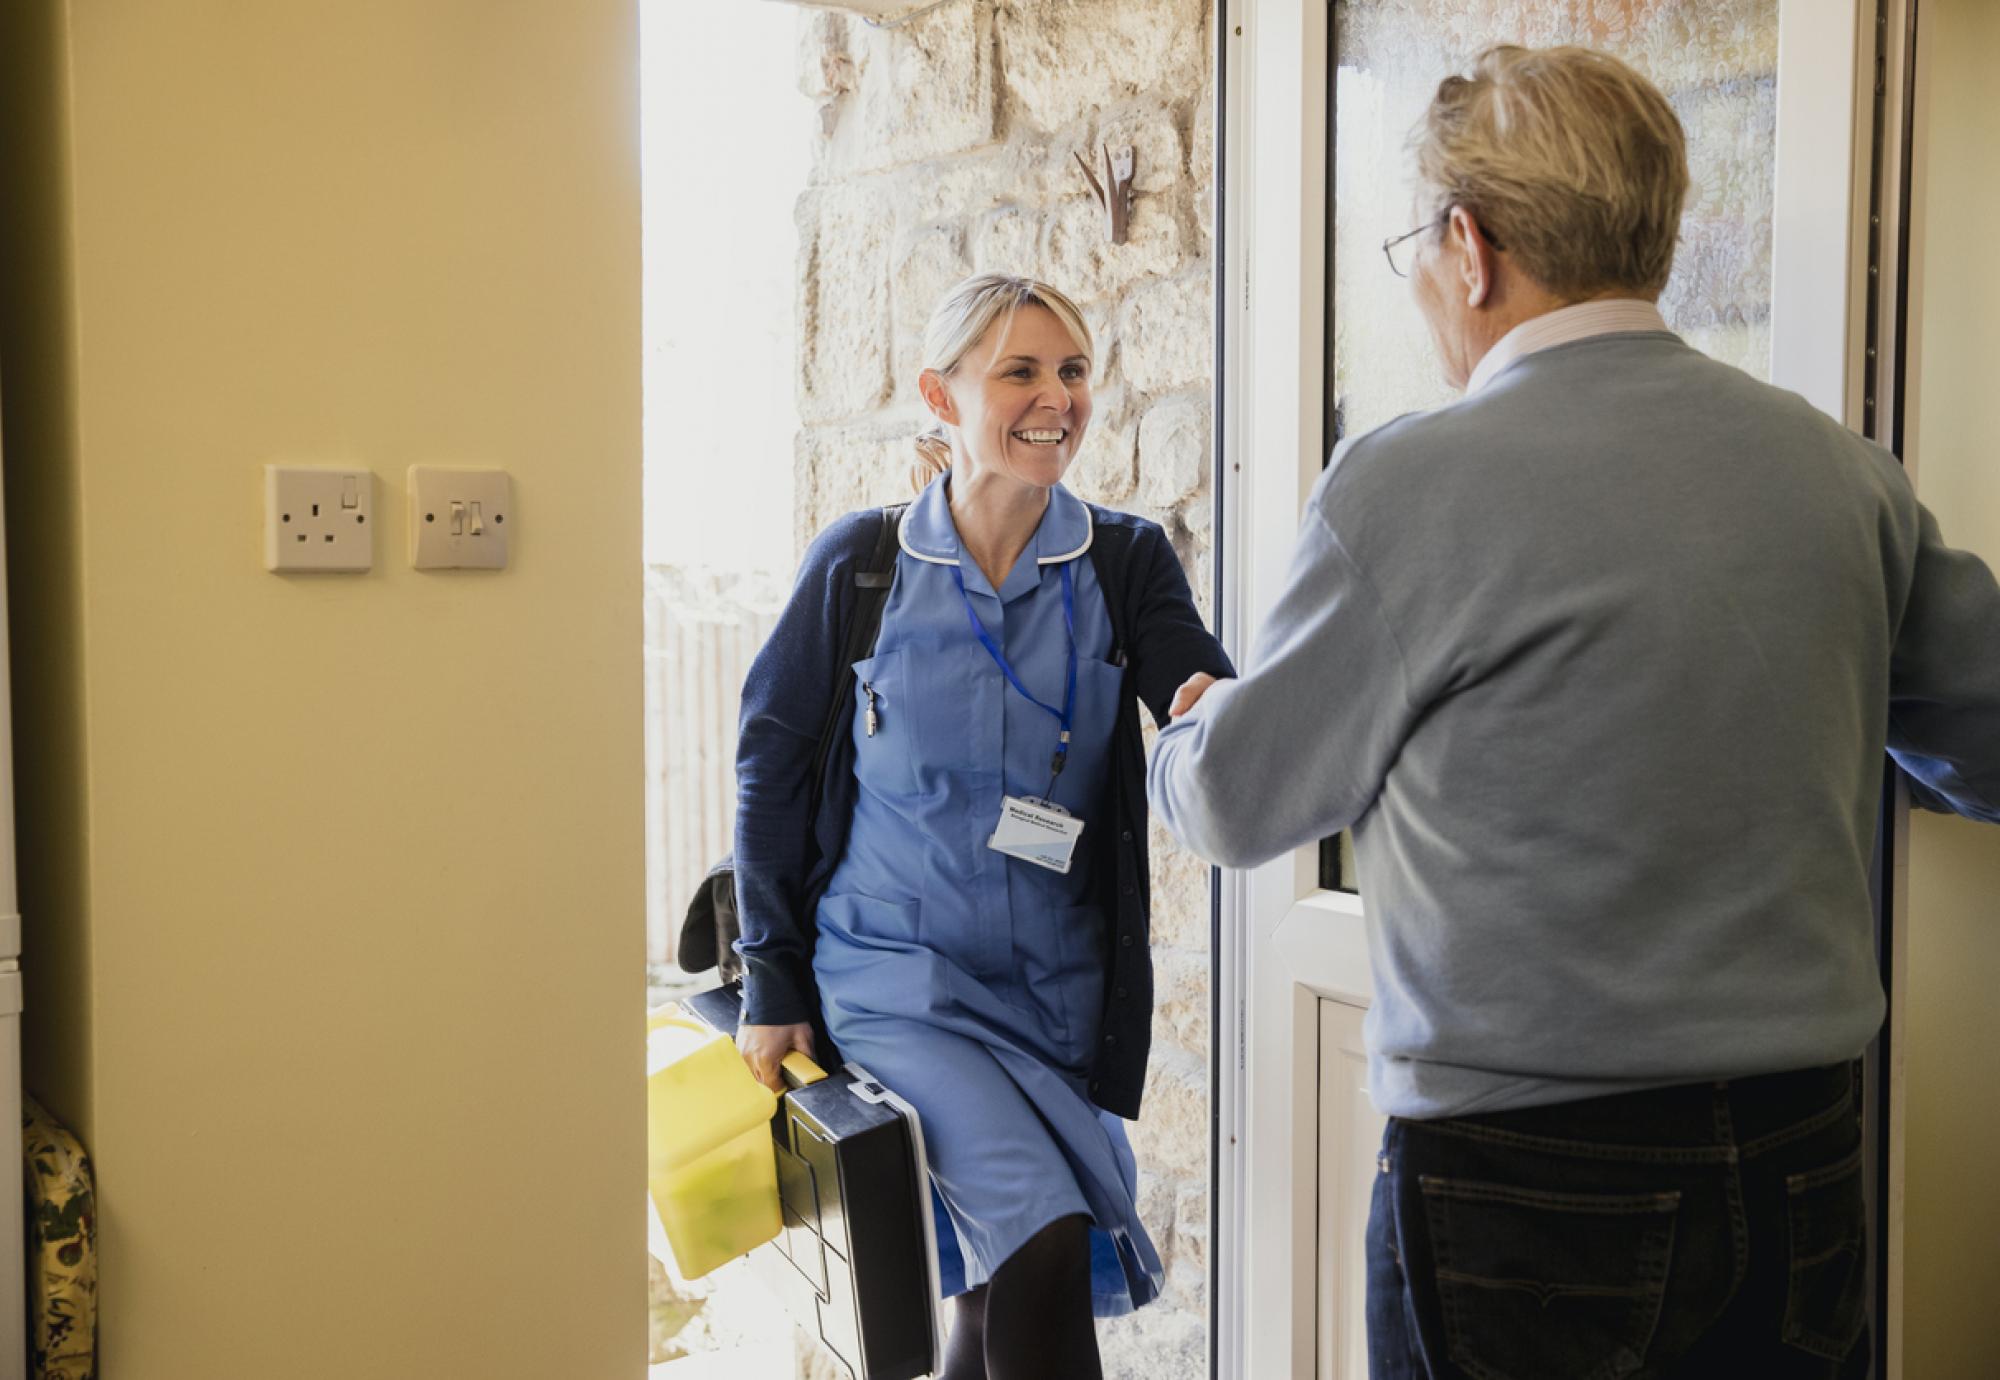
1211, 3, 1894, 1375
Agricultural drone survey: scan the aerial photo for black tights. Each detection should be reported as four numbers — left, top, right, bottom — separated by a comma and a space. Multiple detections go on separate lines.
940, 1214, 1101, 1380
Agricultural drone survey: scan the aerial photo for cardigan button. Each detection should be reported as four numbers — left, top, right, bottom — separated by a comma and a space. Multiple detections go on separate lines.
1121, 829, 1133, 842
1121, 883, 1135, 896
1103, 1034, 1118, 1046
1121, 934, 1134, 948
1090, 1080, 1101, 1093
1116, 986, 1128, 999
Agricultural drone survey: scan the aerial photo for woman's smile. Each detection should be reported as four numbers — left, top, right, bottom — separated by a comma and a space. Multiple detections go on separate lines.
1010, 427, 1069, 447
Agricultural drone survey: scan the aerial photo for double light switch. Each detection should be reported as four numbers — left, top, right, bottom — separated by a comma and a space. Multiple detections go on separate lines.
408, 466, 511, 570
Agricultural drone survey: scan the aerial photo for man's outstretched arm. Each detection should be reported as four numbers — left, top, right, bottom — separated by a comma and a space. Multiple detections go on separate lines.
1148, 500, 1417, 868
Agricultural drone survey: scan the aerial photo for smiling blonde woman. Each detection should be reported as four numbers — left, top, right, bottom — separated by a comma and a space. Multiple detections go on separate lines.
731, 274, 1232, 1379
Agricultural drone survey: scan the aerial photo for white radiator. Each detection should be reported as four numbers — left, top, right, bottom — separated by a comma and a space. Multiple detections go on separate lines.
645, 565, 785, 966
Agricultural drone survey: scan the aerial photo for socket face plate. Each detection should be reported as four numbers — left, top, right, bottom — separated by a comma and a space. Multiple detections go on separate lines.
265, 466, 373, 572
408, 466, 511, 570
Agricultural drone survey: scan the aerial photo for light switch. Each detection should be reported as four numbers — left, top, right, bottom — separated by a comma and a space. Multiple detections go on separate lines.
409, 467, 510, 570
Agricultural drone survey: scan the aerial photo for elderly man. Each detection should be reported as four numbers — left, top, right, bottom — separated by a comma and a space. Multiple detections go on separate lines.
1150, 45, 2000, 1378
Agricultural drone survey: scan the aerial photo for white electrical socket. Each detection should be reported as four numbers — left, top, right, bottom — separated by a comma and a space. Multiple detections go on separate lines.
408, 466, 511, 570
265, 466, 373, 572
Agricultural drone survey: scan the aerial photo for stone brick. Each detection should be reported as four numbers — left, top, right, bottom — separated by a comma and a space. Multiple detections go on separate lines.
1137, 1169, 1181, 1270
793, 418, 921, 551
1138, 391, 1210, 509
820, 2, 996, 176
1082, 296, 1121, 378
968, 205, 1042, 277
997, 0, 1206, 135
797, 10, 855, 102
1066, 394, 1138, 505
1098, 1285, 1207, 1379
1192, 78, 1216, 248
1174, 1180, 1210, 1275
1148, 812, 1214, 953
1189, 544, 1215, 623
1045, 192, 1185, 302
1096, 105, 1187, 195
887, 145, 1027, 226
1181, 484, 1213, 547
890, 223, 972, 388
1119, 271, 1212, 394
797, 185, 895, 422
1163, 1254, 1208, 1314
1191, 79, 1216, 189
1152, 944, 1211, 1055
1127, 1044, 1208, 1181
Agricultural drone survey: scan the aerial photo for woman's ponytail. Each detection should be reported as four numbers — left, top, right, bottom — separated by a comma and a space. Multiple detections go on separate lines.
911, 428, 952, 492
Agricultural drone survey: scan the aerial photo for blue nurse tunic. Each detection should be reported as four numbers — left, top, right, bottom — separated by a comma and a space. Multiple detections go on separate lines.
810, 476, 1165, 1317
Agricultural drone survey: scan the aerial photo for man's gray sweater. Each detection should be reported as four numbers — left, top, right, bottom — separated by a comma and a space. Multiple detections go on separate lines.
1149, 330, 2000, 1118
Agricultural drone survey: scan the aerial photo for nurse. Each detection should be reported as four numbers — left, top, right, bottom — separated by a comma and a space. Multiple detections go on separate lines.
731, 274, 1233, 1380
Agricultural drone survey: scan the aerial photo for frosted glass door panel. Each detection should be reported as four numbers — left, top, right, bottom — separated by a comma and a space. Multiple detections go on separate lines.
1331, 1, 1780, 445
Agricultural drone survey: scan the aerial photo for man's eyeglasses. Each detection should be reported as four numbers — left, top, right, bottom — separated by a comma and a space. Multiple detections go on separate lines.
1382, 212, 1504, 278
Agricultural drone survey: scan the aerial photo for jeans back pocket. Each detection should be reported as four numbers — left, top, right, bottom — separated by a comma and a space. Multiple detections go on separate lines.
1419, 1175, 1678, 1380
1783, 1145, 1867, 1361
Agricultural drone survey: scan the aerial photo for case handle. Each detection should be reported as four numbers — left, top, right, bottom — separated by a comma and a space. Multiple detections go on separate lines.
781, 1051, 829, 1088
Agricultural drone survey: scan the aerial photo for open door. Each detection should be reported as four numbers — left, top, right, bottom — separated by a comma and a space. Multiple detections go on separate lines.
1212, 2, 1907, 1375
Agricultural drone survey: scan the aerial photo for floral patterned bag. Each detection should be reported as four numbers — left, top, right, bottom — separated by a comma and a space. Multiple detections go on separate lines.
24, 1096, 96, 1380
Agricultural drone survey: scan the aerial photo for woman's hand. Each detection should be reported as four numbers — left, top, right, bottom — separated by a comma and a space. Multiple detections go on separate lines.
1169, 672, 1225, 719
737, 1022, 816, 1094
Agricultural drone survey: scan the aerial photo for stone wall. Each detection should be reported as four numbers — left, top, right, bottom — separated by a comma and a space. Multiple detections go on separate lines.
789, 1, 1218, 1373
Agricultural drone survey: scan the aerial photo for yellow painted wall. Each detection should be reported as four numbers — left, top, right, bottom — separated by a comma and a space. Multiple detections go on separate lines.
0, 2, 644, 1375
1900, 0, 2000, 1374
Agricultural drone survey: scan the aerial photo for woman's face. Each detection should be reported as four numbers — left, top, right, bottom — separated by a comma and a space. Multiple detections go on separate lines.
929, 304, 1093, 490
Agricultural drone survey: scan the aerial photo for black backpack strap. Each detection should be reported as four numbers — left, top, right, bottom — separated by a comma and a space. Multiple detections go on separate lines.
807, 503, 908, 816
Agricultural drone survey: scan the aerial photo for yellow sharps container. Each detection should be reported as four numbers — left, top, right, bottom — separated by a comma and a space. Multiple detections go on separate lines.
647, 1005, 782, 1279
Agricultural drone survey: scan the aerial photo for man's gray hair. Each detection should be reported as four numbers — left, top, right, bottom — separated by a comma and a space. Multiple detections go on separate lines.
1416, 45, 1690, 299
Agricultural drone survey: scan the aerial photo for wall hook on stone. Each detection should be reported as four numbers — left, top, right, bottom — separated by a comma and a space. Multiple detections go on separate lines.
1074, 144, 1137, 245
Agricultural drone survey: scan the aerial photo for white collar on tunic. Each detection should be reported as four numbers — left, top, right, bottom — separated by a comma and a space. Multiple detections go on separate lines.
1464, 298, 1675, 396
898, 473, 1094, 568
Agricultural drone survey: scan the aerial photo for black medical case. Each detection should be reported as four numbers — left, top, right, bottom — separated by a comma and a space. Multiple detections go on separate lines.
684, 981, 942, 1380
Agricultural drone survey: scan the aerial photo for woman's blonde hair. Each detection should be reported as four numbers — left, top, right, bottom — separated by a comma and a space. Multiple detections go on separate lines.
910, 274, 1094, 491
1414, 45, 1689, 300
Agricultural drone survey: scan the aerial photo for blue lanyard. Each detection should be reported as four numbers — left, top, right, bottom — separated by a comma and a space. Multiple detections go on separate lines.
950, 561, 1078, 791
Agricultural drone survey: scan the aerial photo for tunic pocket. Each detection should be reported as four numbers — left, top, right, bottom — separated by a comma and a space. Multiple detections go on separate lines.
817, 891, 922, 948
813, 892, 940, 1024
1018, 904, 1107, 1061
849, 649, 919, 798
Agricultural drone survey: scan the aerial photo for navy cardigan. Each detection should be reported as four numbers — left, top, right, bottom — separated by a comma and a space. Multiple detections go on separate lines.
732, 503, 1234, 1120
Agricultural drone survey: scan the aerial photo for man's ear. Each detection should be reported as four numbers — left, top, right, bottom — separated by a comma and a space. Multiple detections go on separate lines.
1447, 205, 1497, 309
917, 369, 958, 426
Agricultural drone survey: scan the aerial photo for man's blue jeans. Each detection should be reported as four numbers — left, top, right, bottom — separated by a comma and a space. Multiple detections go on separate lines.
1367, 1061, 1871, 1378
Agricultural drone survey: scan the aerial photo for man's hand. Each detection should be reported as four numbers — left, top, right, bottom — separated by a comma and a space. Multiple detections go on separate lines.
1169, 672, 1226, 719
737, 1022, 815, 1093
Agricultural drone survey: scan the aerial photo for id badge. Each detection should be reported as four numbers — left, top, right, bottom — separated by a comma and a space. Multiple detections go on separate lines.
987, 795, 1086, 874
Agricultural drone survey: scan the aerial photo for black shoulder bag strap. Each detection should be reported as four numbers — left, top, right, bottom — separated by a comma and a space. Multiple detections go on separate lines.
806, 503, 908, 820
